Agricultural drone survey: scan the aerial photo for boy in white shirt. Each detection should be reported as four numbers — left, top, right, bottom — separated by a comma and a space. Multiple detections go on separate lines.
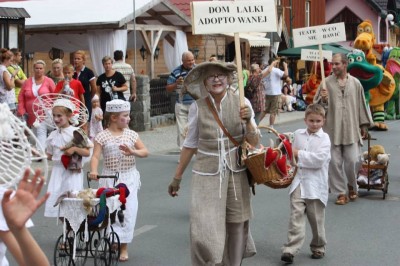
281, 104, 331, 264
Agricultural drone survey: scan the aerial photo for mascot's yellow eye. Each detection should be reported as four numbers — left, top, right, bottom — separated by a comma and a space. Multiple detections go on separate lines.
358, 27, 364, 33
348, 57, 355, 63
356, 56, 363, 62
364, 26, 372, 33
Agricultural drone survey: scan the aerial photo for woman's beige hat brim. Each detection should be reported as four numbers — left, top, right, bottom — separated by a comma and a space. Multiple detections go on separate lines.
184, 61, 237, 100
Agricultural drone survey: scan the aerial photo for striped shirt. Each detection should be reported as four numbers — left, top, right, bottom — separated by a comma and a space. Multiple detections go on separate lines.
113, 61, 134, 99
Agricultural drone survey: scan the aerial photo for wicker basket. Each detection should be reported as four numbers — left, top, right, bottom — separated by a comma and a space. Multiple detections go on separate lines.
244, 126, 296, 189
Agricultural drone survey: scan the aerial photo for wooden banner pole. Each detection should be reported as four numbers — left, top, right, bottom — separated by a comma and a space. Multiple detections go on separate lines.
318, 44, 326, 90
234, 33, 245, 107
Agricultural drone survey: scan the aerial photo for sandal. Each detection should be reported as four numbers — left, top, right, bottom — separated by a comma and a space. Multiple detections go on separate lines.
311, 251, 324, 259
348, 185, 358, 201
335, 194, 349, 205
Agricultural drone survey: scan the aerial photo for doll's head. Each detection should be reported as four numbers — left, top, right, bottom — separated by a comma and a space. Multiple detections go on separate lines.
72, 128, 89, 147
73, 130, 83, 143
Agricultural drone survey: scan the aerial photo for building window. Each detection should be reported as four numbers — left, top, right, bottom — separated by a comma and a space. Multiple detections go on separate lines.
305, 1, 310, 27
328, 7, 362, 41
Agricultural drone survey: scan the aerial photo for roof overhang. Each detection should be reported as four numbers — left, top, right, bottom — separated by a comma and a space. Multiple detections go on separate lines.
223, 33, 270, 47
0, 7, 30, 19
0, 0, 191, 34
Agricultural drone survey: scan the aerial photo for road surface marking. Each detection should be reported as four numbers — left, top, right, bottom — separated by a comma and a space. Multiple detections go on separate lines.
134, 225, 157, 237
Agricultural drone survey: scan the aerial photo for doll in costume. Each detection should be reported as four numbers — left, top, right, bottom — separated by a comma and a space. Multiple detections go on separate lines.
60, 128, 92, 173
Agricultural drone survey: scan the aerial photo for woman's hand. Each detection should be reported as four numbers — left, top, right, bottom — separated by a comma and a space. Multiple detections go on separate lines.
240, 105, 252, 122
168, 178, 181, 197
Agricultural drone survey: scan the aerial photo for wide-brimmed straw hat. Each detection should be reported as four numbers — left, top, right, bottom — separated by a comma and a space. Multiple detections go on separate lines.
184, 61, 237, 99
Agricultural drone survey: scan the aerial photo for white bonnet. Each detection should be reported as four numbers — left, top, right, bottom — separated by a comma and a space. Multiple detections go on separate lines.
92, 94, 99, 102
53, 98, 75, 112
106, 99, 130, 113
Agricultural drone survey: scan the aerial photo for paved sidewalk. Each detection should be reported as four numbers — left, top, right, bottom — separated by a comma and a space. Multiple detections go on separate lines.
139, 110, 305, 155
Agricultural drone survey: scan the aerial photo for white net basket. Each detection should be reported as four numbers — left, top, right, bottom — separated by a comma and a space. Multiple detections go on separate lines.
32, 93, 89, 129
0, 103, 48, 188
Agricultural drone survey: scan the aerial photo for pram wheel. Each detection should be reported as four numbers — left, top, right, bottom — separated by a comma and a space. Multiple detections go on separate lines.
89, 230, 102, 257
383, 173, 389, 199
108, 231, 120, 266
94, 237, 112, 266
54, 234, 73, 266
74, 231, 89, 266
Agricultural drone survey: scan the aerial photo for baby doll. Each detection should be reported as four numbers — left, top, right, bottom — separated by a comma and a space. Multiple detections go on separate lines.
89, 94, 103, 139
60, 128, 91, 173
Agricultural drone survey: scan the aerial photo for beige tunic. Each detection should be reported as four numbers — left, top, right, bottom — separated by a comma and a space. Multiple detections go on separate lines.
314, 74, 373, 146
190, 92, 256, 265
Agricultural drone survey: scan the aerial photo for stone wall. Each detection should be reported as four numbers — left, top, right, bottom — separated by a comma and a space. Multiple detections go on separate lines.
129, 75, 151, 132
129, 74, 176, 132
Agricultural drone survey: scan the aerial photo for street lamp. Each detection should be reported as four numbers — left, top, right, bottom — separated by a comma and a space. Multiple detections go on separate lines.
25, 52, 34, 77
382, 10, 400, 46
139, 45, 147, 61
154, 46, 160, 60
189, 47, 200, 59
387, 13, 395, 26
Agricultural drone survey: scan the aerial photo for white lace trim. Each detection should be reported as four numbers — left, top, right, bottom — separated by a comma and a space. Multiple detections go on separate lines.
58, 194, 122, 259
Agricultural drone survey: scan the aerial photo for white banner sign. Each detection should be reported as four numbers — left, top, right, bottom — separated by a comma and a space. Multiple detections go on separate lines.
293, 23, 346, 48
191, 0, 277, 34
301, 49, 332, 62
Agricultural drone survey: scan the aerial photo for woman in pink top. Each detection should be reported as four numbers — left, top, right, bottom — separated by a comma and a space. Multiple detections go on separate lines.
18, 60, 55, 151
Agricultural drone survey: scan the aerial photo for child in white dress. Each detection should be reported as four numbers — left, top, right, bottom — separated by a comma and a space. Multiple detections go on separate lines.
44, 98, 92, 217
89, 94, 103, 139
89, 99, 148, 262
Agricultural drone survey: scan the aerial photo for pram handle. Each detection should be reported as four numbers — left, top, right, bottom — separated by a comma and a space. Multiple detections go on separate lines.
86, 172, 119, 188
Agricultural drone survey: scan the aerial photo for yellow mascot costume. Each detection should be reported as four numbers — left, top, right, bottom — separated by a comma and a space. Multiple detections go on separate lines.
353, 20, 395, 130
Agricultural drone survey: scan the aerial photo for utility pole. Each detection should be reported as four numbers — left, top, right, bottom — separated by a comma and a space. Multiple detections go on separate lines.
133, 0, 137, 73
289, 0, 293, 48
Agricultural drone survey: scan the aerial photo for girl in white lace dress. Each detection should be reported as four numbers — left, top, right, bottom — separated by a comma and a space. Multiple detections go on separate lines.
44, 99, 92, 217
89, 94, 103, 140
89, 99, 148, 262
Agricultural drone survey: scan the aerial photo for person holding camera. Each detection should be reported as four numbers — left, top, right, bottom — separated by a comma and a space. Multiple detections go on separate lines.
166, 51, 196, 152
259, 57, 288, 129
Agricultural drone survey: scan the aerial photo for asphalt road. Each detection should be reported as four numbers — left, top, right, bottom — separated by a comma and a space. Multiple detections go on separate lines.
8, 118, 400, 266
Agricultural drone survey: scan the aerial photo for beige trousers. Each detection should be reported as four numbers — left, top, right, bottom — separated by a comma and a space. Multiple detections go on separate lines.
329, 143, 361, 195
282, 186, 326, 255
175, 102, 190, 149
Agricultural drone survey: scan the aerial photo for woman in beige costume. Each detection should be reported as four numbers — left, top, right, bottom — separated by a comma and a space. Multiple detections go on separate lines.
168, 61, 260, 265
